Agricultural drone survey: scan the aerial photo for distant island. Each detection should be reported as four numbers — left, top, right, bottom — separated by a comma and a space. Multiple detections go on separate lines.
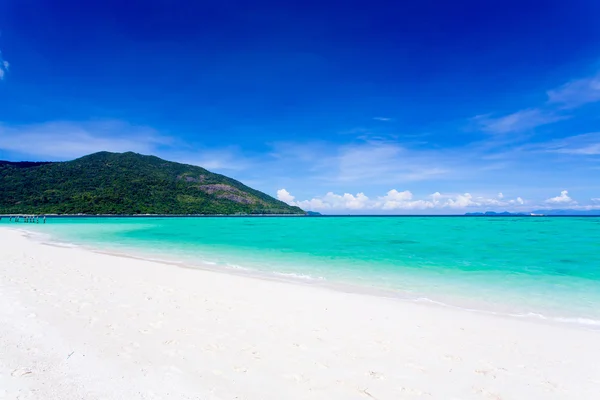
466, 210, 600, 216
0, 152, 305, 215
465, 211, 528, 216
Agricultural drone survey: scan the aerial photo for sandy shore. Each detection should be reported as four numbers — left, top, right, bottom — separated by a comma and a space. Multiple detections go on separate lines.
1, 228, 599, 399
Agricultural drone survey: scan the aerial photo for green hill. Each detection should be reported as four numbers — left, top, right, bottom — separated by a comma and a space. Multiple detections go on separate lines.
0, 152, 305, 215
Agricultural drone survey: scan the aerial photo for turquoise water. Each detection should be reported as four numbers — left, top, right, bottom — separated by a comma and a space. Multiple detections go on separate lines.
13, 216, 600, 326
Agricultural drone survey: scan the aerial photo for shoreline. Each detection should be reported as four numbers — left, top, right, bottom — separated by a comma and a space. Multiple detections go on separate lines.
17, 225, 600, 331
12, 225, 600, 331
1, 226, 599, 399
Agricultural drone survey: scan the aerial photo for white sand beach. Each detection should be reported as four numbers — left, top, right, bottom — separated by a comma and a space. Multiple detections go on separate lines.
1, 227, 599, 399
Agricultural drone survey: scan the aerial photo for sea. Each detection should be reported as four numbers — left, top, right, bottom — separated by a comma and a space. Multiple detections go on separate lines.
11, 216, 600, 328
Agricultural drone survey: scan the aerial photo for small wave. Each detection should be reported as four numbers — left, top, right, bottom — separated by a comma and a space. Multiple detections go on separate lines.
224, 263, 252, 271
46, 241, 80, 248
554, 317, 600, 327
414, 297, 451, 307
12, 227, 81, 249
413, 297, 600, 329
13, 228, 49, 240
509, 312, 600, 327
272, 271, 326, 281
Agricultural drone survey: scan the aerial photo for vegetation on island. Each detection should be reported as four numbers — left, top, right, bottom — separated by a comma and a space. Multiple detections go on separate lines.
0, 152, 305, 215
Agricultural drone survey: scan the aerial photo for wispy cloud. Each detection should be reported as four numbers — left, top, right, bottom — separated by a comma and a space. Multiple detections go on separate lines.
473, 109, 568, 134
0, 50, 9, 80
373, 117, 392, 122
268, 132, 596, 196
0, 120, 173, 159
538, 132, 600, 155
547, 73, 600, 108
335, 141, 451, 184
3, 120, 597, 213
0, 120, 261, 174
267, 139, 454, 186
473, 69, 600, 134
268, 141, 329, 163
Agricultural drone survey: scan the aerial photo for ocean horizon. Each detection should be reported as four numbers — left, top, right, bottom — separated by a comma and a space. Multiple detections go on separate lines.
4, 214, 600, 217
10, 215, 600, 329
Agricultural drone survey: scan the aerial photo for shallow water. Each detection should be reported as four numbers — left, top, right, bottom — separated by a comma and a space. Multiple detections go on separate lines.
13, 216, 600, 327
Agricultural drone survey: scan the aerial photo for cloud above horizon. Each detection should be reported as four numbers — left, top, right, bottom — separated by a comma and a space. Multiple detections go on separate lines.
278, 188, 600, 213
1, 116, 600, 214
545, 190, 576, 205
277, 188, 528, 213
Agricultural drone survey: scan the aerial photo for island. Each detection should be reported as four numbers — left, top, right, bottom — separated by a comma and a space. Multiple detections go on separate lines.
0, 152, 305, 215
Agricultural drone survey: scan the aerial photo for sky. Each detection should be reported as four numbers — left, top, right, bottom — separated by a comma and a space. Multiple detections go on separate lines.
1, 0, 600, 214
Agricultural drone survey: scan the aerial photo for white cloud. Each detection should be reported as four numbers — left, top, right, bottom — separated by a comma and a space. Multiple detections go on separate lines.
0, 50, 8, 80
278, 189, 372, 210
547, 73, 600, 108
474, 109, 567, 134
444, 193, 476, 208
295, 197, 329, 210
268, 137, 548, 191
381, 189, 412, 201
378, 190, 434, 210
539, 132, 600, 155
432, 191, 519, 208
591, 198, 600, 203
545, 190, 576, 205
316, 192, 371, 210
0, 120, 260, 173
473, 70, 600, 134
279, 188, 527, 213
276, 189, 296, 205
373, 117, 392, 121
0, 120, 172, 159
272, 140, 454, 186
342, 192, 370, 209
335, 141, 450, 184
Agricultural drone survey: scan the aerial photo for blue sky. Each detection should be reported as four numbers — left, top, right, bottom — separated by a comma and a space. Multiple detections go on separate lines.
1, 0, 600, 214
